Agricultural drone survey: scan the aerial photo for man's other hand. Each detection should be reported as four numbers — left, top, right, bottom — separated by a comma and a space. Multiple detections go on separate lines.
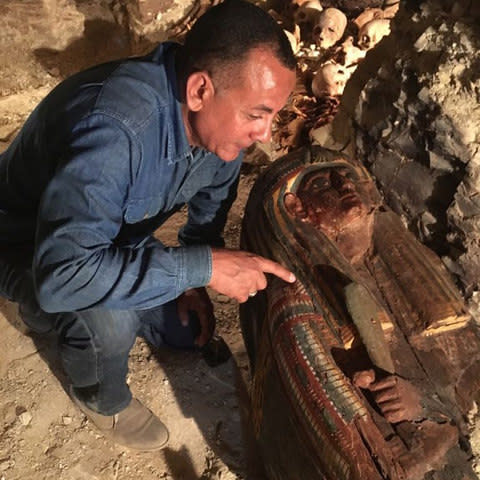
177, 287, 215, 347
208, 248, 296, 303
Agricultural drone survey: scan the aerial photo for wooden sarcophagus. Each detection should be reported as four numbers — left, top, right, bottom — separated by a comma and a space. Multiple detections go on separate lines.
239, 146, 480, 479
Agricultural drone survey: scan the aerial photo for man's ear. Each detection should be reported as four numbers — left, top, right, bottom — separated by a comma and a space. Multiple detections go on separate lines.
185, 71, 215, 112
284, 192, 308, 220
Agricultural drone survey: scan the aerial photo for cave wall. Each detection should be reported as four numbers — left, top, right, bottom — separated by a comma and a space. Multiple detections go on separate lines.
0, 0, 194, 150
330, 0, 480, 314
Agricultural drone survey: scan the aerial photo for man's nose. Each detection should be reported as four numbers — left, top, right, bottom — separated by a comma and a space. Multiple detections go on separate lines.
251, 119, 272, 143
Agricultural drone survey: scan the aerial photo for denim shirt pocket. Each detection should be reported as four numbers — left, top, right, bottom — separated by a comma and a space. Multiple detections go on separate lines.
124, 197, 162, 224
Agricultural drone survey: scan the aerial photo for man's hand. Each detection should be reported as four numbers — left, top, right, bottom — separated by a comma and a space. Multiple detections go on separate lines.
208, 248, 296, 303
177, 287, 215, 347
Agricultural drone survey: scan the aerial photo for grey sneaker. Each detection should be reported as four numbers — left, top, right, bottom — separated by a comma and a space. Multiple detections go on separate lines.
70, 387, 169, 451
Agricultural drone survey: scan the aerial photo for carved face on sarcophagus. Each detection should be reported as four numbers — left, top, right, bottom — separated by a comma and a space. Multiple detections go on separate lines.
240, 146, 480, 480
283, 160, 376, 264
285, 165, 369, 229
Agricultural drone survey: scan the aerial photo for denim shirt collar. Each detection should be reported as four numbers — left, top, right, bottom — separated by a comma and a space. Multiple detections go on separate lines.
153, 42, 209, 166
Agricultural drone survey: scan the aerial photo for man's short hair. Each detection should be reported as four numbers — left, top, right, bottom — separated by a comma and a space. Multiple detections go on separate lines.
176, 0, 296, 89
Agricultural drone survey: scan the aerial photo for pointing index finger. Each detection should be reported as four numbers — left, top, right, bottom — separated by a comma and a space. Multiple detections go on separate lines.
256, 256, 296, 283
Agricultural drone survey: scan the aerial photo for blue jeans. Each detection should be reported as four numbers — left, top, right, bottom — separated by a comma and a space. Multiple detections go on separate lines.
0, 246, 200, 416
57, 302, 200, 415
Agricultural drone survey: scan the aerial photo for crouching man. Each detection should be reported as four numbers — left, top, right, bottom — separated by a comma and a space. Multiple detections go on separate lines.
0, 0, 296, 451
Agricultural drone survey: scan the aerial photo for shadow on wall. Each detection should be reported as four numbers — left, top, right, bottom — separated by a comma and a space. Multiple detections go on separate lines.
34, 19, 133, 79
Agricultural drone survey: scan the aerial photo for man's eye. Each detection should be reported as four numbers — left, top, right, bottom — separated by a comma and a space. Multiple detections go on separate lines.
248, 114, 262, 120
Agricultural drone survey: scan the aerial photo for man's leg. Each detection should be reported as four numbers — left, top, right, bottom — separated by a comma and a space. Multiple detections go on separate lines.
139, 299, 200, 349
0, 245, 138, 410
139, 300, 232, 367
56, 308, 139, 415
0, 244, 168, 449
56, 307, 169, 450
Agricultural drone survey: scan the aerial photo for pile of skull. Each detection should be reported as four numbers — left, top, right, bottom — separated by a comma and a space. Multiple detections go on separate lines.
276, 2, 399, 98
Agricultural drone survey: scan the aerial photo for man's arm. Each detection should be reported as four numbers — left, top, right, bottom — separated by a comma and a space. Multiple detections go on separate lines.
178, 153, 242, 248
34, 115, 211, 313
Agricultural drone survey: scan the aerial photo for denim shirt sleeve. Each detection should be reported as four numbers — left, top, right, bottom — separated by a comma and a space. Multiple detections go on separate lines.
178, 153, 243, 248
33, 114, 212, 313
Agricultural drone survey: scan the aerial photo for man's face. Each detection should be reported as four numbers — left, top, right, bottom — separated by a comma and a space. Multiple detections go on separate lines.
186, 48, 296, 161
296, 166, 368, 235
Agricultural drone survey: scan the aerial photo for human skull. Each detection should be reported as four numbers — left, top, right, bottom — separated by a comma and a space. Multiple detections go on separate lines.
341, 36, 367, 67
383, 1, 400, 18
313, 8, 347, 50
358, 18, 391, 50
294, 0, 323, 29
353, 7, 384, 30
311, 62, 350, 97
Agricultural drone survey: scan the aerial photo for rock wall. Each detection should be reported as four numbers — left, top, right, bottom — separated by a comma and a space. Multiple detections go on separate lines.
111, 0, 196, 42
0, 0, 195, 151
331, 0, 480, 313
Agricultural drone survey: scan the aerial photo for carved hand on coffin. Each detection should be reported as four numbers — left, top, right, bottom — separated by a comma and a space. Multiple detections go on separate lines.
354, 371, 423, 423
344, 284, 428, 423
313, 8, 347, 49
358, 18, 391, 50
353, 369, 461, 480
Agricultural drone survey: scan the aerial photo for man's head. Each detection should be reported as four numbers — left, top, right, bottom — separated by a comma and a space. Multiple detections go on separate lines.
176, 0, 297, 161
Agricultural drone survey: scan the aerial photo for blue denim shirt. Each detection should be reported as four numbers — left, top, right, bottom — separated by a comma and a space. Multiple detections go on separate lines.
0, 42, 242, 312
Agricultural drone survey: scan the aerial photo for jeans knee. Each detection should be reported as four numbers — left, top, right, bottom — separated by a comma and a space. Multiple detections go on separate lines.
58, 308, 140, 357
92, 309, 139, 355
